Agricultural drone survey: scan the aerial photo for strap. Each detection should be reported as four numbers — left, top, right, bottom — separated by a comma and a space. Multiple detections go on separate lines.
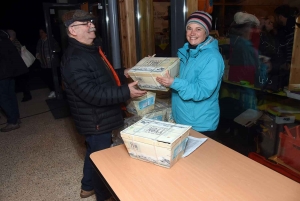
98, 47, 121, 86
98, 47, 127, 111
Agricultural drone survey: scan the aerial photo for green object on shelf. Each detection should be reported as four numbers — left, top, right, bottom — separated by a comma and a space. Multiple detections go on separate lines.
240, 80, 250, 85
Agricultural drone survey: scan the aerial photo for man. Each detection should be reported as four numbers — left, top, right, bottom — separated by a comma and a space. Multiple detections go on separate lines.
0, 30, 28, 132
61, 10, 146, 200
274, 5, 296, 71
36, 27, 61, 99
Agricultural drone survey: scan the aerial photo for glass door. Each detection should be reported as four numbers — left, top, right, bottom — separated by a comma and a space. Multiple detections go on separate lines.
43, 3, 81, 100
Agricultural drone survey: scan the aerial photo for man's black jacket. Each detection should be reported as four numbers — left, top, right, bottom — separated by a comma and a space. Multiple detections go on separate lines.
61, 37, 130, 135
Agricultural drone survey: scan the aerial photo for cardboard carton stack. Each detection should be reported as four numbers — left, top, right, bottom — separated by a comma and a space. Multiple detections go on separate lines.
120, 118, 191, 168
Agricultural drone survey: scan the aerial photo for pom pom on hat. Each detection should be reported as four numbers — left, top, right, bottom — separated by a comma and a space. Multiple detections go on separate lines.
186, 11, 212, 36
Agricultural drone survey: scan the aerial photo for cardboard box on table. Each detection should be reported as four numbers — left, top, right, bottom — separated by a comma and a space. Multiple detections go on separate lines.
128, 57, 180, 91
120, 118, 191, 168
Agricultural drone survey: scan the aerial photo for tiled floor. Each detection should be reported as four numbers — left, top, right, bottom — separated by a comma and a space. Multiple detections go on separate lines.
0, 89, 96, 201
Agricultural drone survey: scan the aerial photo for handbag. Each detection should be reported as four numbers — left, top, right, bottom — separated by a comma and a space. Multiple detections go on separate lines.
21, 46, 35, 67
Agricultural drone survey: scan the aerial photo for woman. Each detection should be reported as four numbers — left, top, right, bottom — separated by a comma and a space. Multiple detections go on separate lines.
227, 12, 260, 85
156, 11, 224, 138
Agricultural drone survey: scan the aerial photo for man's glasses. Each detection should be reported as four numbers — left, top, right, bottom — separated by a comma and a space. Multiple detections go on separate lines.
70, 20, 94, 27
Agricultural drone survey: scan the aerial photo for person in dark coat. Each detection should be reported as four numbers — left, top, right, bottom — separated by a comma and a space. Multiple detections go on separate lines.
36, 27, 61, 99
60, 10, 146, 200
7, 29, 32, 102
0, 29, 28, 132
274, 4, 297, 86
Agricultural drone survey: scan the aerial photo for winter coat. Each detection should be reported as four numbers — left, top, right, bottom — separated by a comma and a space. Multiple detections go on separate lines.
0, 32, 28, 80
61, 37, 130, 135
228, 35, 259, 84
11, 38, 22, 54
36, 37, 61, 69
170, 36, 224, 132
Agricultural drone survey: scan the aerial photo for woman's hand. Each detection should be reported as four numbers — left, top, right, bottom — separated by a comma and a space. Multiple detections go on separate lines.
124, 68, 131, 78
156, 70, 174, 87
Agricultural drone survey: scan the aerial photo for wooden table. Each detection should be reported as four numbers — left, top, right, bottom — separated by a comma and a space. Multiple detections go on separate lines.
90, 130, 300, 201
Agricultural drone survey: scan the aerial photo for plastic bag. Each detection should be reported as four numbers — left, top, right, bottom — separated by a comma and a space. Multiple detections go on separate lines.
21, 46, 35, 67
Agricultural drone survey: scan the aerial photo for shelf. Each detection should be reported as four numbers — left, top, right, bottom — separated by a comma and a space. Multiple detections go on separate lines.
222, 80, 287, 97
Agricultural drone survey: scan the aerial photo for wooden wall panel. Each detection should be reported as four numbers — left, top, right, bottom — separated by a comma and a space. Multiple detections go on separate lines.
289, 17, 300, 91
80, 2, 88, 12
187, 0, 198, 17
139, 0, 155, 58
118, 0, 137, 68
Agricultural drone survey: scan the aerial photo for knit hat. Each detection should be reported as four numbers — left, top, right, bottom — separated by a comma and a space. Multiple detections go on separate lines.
186, 11, 212, 36
62, 10, 95, 27
234, 12, 260, 26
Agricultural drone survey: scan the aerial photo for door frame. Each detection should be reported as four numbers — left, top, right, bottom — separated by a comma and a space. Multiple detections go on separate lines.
42, 3, 81, 100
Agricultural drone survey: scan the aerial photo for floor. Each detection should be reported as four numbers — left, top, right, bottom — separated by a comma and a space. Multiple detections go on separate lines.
0, 88, 97, 201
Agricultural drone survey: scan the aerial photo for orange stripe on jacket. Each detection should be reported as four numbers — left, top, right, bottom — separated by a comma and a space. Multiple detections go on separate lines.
98, 47, 127, 111
98, 47, 121, 86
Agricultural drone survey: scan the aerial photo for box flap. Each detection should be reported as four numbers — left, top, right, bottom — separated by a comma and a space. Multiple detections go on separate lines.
129, 57, 179, 73
121, 118, 191, 145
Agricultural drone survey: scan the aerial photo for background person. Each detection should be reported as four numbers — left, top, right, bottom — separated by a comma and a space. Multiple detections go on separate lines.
0, 30, 28, 132
60, 10, 146, 200
36, 27, 61, 99
259, 16, 286, 92
7, 29, 32, 102
156, 11, 224, 139
274, 4, 297, 86
227, 12, 260, 85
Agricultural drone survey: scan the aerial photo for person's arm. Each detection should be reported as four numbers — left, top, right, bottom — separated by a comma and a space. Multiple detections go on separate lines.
14, 39, 22, 54
62, 58, 131, 106
171, 57, 224, 101
36, 40, 41, 59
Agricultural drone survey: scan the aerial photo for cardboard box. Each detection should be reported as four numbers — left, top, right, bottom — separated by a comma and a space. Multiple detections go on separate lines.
131, 92, 156, 116
128, 57, 180, 91
143, 108, 167, 121
120, 118, 191, 168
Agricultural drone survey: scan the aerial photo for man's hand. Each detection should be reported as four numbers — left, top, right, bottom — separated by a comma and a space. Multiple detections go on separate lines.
156, 70, 174, 87
128, 81, 147, 98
